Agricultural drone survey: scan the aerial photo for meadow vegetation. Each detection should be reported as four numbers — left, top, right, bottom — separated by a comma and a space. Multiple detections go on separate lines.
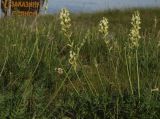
0, 8, 160, 118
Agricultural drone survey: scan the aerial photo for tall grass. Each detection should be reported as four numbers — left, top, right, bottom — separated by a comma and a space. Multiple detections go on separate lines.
0, 8, 160, 118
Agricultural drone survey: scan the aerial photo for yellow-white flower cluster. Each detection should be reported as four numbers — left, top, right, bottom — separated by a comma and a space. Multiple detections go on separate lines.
99, 17, 109, 37
59, 8, 72, 39
68, 34, 86, 71
69, 51, 77, 71
44, 0, 48, 14
55, 68, 64, 75
129, 11, 141, 48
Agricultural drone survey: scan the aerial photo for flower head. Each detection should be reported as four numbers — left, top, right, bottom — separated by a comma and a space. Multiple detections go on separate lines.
99, 17, 109, 38
59, 8, 72, 39
69, 51, 77, 71
44, 0, 48, 14
99, 17, 110, 45
129, 11, 141, 48
55, 68, 64, 75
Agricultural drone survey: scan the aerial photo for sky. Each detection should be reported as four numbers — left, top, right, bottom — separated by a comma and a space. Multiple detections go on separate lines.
0, 0, 160, 15
48, 0, 160, 13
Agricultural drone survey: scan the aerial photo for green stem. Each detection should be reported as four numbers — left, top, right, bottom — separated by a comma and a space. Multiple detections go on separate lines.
40, 67, 74, 116
0, 50, 8, 77
136, 49, 140, 99
125, 48, 134, 95
74, 69, 87, 93
95, 66, 105, 92
78, 60, 98, 96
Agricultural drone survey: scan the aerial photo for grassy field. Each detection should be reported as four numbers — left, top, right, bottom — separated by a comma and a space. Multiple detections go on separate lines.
0, 8, 160, 118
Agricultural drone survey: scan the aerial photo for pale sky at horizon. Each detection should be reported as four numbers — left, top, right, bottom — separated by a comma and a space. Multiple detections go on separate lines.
48, 0, 160, 13
0, 0, 160, 15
